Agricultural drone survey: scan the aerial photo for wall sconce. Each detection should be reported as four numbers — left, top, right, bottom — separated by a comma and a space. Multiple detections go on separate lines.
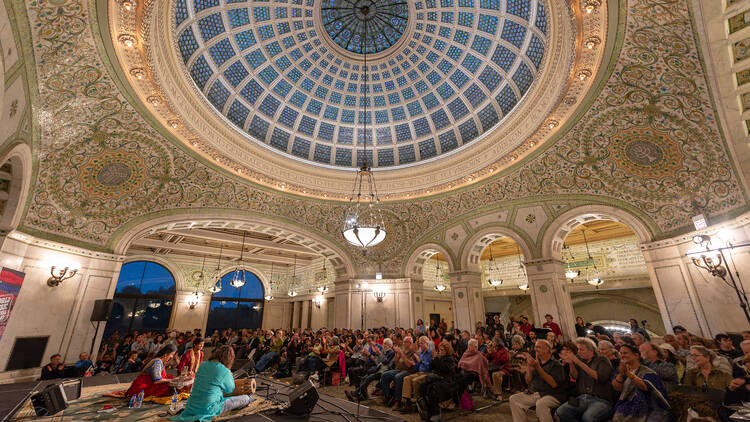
313, 295, 324, 308
187, 292, 201, 309
373, 290, 386, 303
47, 266, 79, 287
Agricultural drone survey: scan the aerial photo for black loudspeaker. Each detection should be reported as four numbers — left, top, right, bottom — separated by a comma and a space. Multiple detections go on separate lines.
288, 380, 319, 415
30, 383, 69, 416
90, 299, 113, 322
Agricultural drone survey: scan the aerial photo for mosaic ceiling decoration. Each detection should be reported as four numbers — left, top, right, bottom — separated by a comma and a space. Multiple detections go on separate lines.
174, 0, 547, 168
321, 0, 409, 54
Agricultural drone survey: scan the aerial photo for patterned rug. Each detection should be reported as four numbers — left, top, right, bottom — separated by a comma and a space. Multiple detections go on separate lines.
11, 383, 276, 421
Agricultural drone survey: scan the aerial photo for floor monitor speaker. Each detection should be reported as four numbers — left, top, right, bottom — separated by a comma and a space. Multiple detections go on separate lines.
30, 383, 69, 417
288, 380, 319, 415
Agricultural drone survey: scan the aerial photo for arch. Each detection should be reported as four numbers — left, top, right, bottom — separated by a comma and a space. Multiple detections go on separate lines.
540, 205, 653, 260
109, 209, 356, 280
0, 143, 32, 234
404, 243, 456, 280
460, 226, 533, 273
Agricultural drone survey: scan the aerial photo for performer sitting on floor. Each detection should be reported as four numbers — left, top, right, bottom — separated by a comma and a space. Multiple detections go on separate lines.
178, 337, 205, 378
126, 344, 178, 398
171, 345, 255, 421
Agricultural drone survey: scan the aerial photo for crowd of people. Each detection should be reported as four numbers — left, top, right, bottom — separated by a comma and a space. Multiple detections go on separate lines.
44, 315, 750, 422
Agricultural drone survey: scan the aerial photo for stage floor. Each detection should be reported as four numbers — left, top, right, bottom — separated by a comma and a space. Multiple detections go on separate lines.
3, 376, 406, 422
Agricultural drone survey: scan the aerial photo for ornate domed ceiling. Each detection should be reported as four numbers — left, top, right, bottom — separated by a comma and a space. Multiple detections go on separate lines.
111, 0, 604, 199
174, 0, 547, 169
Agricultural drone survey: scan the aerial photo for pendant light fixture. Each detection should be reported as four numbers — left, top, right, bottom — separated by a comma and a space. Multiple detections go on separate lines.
516, 246, 529, 291
265, 262, 274, 301
563, 244, 580, 280
316, 259, 329, 293
582, 229, 604, 287
486, 243, 503, 288
341, 21, 386, 251
288, 255, 298, 297
433, 254, 447, 293
230, 231, 247, 288
208, 244, 223, 294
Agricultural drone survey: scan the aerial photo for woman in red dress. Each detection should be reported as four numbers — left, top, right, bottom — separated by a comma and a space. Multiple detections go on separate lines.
126, 344, 177, 398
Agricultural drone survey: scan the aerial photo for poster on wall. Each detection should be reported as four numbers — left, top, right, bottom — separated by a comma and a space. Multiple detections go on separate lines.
0, 268, 25, 341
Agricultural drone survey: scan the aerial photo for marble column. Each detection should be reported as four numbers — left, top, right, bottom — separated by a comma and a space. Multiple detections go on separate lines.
448, 271, 485, 332
334, 279, 354, 329
524, 258, 576, 340
0, 231, 123, 382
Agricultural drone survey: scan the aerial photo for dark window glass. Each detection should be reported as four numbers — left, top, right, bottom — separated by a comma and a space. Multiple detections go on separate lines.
104, 261, 176, 337
207, 270, 265, 335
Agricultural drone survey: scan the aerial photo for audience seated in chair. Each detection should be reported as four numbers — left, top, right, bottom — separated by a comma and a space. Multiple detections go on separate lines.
509, 339, 567, 422
40, 354, 65, 380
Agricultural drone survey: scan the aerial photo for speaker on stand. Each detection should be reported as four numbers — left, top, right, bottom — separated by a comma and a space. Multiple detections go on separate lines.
89, 299, 113, 357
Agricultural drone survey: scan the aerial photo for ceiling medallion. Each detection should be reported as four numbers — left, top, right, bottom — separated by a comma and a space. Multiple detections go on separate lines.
321, 0, 408, 54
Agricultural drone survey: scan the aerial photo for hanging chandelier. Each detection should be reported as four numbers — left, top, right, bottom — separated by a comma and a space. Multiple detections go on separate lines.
486, 243, 502, 288
582, 229, 604, 287
287, 255, 298, 297
342, 21, 386, 251
265, 262, 275, 301
516, 246, 529, 291
230, 231, 247, 288
207, 244, 223, 294
433, 254, 447, 293
563, 244, 580, 280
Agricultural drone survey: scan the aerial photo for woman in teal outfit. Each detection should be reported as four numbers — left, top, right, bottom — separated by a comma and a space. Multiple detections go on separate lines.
172, 345, 254, 421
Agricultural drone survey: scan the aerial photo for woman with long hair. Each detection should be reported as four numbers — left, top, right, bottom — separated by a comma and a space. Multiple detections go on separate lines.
172, 345, 254, 421
126, 344, 178, 398
416, 340, 458, 421
611, 344, 669, 422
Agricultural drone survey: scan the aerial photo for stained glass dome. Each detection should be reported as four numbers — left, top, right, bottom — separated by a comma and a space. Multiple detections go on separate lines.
321, 0, 409, 54
174, 0, 548, 169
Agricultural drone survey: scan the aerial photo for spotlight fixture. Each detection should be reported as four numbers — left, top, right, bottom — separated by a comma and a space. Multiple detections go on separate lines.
188, 292, 201, 309
265, 295, 274, 301
313, 295, 324, 308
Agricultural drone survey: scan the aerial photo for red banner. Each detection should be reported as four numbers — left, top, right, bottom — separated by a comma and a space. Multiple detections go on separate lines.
0, 268, 25, 341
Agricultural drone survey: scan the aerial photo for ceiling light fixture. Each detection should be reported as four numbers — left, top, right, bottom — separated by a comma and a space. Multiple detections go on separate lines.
486, 243, 502, 288
288, 255, 298, 297
563, 244, 580, 279
433, 253, 447, 293
582, 229, 604, 287
230, 232, 247, 288
342, 20, 386, 252
516, 245, 529, 291
207, 244, 223, 294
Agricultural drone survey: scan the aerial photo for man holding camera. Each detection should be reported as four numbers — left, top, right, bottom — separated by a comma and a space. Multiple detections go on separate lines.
509, 340, 567, 422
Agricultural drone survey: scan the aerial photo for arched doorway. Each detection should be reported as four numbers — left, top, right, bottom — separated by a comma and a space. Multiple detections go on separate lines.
475, 236, 533, 329
206, 270, 265, 335
103, 261, 177, 337
560, 220, 666, 336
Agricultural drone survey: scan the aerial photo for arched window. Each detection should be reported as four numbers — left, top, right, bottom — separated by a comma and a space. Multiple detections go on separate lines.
206, 270, 264, 335
104, 261, 176, 337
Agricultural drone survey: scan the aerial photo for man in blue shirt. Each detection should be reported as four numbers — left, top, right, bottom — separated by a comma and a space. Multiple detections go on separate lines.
395, 336, 433, 412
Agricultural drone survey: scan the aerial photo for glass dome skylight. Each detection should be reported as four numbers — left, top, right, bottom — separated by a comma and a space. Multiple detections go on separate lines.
321, 0, 409, 54
174, 0, 547, 169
